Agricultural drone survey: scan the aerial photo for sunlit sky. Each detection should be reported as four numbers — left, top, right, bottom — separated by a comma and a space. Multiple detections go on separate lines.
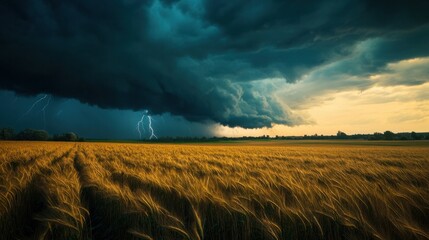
219, 81, 429, 137
0, 1, 428, 139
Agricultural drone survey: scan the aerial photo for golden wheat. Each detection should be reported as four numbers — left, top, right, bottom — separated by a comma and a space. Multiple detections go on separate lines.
0, 140, 428, 240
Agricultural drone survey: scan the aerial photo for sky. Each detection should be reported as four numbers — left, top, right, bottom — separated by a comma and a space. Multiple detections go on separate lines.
0, 0, 428, 139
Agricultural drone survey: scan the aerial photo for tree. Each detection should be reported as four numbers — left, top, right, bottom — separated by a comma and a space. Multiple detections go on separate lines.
411, 131, 422, 140
383, 131, 395, 140
16, 129, 49, 141
0, 128, 15, 140
370, 132, 384, 140
337, 131, 348, 139
53, 132, 79, 141
64, 132, 78, 141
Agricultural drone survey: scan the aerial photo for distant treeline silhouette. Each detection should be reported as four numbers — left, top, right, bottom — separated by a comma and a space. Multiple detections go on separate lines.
0, 128, 83, 141
297, 130, 429, 141
0, 127, 428, 142
153, 130, 429, 142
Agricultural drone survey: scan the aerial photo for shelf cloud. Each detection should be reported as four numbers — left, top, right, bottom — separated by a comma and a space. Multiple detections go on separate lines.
1, 0, 428, 128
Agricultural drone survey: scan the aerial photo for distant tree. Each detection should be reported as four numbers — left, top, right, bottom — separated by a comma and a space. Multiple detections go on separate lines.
36, 130, 49, 140
0, 128, 15, 140
53, 132, 79, 141
337, 131, 348, 139
16, 129, 30, 140
16, 129, 49, 141
411, 131, 422, 140
426, 135, 429, 140
400, 136, 409, 140
370, 132, 384, 140
64, 132, 78, 141
383, 131, 395, 140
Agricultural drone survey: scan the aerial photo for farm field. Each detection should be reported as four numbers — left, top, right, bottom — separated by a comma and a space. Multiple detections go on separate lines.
0, 141, 428, 240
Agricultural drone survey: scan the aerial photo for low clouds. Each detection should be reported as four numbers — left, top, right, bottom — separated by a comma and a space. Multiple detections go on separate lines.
373, 58, 429, 87
0, 0, 428, 128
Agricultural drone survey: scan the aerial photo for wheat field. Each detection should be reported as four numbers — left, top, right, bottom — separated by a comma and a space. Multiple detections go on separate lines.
0, 141, 428, 240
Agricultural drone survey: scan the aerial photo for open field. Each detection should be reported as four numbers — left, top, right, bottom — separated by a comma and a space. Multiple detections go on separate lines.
0, 140, 428, 240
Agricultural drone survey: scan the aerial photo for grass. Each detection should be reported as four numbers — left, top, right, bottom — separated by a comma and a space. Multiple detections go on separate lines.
0, 140, 428, 239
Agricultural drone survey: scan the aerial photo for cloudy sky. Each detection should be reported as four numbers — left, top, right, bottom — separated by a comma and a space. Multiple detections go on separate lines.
0, 0, 428, 139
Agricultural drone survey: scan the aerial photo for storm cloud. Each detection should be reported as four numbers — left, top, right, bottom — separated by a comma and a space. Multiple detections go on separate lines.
1, 0, 428, 128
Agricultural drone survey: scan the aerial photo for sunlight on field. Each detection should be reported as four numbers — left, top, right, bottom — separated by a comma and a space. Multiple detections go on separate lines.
1, 141, 428, 240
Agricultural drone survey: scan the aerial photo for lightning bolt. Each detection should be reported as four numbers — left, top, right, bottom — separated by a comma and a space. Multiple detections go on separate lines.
21, 94, 52, 129
148, 115, 157, 140
40, 96, 51, 129
23, 94, 47, 116
136, 110, 157, 140
136, 113, 146, 139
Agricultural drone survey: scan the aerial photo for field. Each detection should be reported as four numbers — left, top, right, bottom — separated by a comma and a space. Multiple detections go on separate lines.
0, 141, 428, 240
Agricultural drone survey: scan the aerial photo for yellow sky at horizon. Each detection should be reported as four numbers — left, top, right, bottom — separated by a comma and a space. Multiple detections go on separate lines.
215, 59, 429, 137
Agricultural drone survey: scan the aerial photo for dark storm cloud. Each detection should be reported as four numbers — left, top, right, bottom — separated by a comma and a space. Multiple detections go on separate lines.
0, 90, 216, 139
0, 0, 428, 128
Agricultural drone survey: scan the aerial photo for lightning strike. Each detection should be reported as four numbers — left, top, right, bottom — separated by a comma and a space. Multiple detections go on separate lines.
148, 115, 157, 139
20, 94, 52, 129
136, 110, 157, 140
40, 96, 51, 129
136, 113, 146, 139
23, 94, 47, 116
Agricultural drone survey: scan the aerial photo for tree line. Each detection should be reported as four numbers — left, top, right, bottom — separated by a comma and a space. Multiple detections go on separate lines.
0, 128, 83, 141
139, 130, 429, 142
291, 131, 429, 140
1, 127, 428, 142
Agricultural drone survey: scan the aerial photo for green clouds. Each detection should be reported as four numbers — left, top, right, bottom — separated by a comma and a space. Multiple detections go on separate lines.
0, 0, 428, 129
